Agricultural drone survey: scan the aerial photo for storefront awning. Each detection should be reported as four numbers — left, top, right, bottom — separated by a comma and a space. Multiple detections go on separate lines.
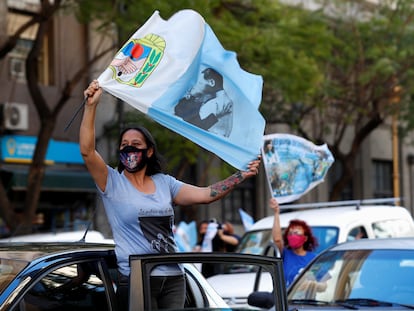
1, 166, 96, 192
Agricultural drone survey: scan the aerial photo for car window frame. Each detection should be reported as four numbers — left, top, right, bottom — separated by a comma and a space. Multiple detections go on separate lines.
129, 252, 288, 311
8, 256, 117, 311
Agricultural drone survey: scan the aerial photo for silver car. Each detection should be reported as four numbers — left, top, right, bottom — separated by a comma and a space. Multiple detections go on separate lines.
250, 237, 414, 310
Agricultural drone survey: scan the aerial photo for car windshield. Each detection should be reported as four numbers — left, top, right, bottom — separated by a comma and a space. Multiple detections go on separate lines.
288, 249, 414, 306
237, 226, 339, 255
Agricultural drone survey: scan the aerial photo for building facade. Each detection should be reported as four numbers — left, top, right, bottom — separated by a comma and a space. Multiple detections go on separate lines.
0, 0, 117, 236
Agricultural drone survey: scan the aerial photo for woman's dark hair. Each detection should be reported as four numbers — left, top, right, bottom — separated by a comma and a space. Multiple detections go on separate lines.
117, 125, 166, 175
202, 68, 223, 92
264, 139, 274, 152
283, 219, 318, 251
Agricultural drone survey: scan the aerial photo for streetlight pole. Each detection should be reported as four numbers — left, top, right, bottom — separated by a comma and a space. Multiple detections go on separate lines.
391, 85, 402, 206
392, 113, 400, 205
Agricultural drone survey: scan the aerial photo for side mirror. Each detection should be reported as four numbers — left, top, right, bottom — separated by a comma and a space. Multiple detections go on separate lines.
247, 291, 275, 309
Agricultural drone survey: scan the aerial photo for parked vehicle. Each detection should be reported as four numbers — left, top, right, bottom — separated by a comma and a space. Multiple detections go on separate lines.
0, 241, 287, 311
239, 198, 414, 256
207, 199, 414, 307
250, 237, 414, 309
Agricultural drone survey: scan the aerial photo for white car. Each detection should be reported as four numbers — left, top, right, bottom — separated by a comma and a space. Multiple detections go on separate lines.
0, 230, 115, 244
239, 199, 414, 255
207, 199, 414, 307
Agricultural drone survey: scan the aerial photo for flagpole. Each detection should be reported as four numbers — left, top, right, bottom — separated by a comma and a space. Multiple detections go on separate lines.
64, 96, 87, 132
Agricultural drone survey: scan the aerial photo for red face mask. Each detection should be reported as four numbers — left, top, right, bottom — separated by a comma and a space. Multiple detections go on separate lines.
287, 234, 306, 249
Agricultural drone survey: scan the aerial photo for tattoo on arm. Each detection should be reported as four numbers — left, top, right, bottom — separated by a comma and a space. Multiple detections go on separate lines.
210, 171, 244, 197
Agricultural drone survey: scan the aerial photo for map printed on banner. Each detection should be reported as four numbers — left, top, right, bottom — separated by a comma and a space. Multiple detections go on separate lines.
262, 133, 334, 204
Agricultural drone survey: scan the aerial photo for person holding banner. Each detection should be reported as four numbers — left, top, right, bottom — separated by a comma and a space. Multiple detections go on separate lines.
269, 197, 318, 287
80, 80, 260, 310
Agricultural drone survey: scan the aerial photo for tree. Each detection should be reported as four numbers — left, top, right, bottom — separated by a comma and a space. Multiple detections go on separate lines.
209, 0, 414, 201
257, 0, 414, 200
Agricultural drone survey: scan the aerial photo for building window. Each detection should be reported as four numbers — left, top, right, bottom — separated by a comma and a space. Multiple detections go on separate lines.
8, 38, 32, 83
372, 160, 393, 198
7, 11, 54, 85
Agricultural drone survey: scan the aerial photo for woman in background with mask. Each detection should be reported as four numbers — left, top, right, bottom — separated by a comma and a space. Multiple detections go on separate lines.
80, 80, 261, 310
269, 198, 318, 287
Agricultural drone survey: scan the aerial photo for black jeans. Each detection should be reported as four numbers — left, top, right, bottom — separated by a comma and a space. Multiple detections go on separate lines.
116, 273, 129, 311
150, 275, 186, 310
116, 273, 186, 310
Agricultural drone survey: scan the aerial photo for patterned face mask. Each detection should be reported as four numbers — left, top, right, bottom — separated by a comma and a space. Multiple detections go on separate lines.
119, 146, 148, 173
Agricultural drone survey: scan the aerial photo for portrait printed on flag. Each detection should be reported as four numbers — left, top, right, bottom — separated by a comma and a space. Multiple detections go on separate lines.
174, 67, 234, 137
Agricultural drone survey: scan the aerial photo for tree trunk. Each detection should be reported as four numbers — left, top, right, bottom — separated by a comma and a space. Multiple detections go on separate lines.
329, 156, 355, 201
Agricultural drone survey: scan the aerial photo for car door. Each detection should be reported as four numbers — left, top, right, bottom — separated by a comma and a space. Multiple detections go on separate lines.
10, 258, 117, 311
128, 252, 288, 311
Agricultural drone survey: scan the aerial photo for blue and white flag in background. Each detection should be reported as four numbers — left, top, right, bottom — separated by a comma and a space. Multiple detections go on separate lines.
174, 221, 197, 252
97, 9, 265, 170
239, 208, 254, 231
262, 133, 335, 204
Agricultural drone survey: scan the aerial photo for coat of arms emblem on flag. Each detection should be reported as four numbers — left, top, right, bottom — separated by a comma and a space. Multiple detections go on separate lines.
108, 34, 165, 87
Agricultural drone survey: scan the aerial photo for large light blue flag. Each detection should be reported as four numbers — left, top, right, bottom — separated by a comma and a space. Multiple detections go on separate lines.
97, 10, 264, 170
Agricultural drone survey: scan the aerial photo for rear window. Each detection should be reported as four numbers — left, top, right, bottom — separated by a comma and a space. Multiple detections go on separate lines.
372, 218, 414, 238
237, 226, 339, 255
311, 227, 339, 253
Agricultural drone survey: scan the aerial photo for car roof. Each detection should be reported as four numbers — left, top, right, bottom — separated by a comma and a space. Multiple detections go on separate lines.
249, 205, 413, 231
329, 237, 414, 251
0, 242, 115, 262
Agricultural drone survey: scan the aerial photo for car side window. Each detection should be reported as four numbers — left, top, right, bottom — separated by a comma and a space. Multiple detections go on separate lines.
13, 261, 111, 311
347, 226, 367, 241
372, 219, 413, 238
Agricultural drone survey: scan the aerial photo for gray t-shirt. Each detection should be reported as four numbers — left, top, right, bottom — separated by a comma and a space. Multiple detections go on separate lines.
98, 166, 184, 276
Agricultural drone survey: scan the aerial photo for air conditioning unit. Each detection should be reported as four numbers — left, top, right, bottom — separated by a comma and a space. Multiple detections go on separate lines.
1, 102, 29, 131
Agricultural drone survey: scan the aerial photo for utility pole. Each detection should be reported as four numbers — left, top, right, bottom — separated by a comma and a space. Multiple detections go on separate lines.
391, 84, 402, 206
392, 113, 399, 205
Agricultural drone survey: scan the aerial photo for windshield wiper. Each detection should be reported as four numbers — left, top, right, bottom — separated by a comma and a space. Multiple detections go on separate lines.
289, 299, 330, 306
334, 301, 359, 309
336, 298, 391, 307
290, 299, 358, 309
